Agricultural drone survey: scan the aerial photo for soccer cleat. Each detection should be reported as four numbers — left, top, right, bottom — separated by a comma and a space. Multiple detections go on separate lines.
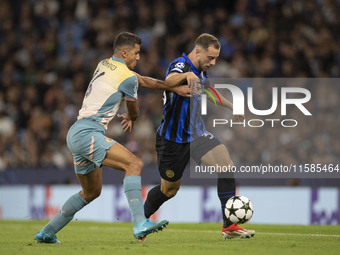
133, 219, 169, 241
222, 224, 255, 239
34, 231, 61, 244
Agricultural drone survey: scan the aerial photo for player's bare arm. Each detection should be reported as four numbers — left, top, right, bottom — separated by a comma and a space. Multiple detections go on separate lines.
135, 73, 191, 97
165, 71, 197, 87
207, 90, 245, 122
210, 90, 233, 110
219, 93, 245, 121
170, 85, 191, 97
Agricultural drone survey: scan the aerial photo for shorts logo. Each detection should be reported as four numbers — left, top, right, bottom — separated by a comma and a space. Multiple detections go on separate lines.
165, 170, 175, 179
105, 137, 113, 143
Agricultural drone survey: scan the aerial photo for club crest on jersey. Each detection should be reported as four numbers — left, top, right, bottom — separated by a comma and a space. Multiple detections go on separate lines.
165, 170, 175, 178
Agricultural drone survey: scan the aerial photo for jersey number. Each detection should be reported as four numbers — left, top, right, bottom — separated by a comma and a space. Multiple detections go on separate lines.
85, 70, 105, 98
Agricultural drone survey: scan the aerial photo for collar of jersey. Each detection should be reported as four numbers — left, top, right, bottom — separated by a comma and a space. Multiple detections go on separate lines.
112, 56, 127, 66
182, 53, 199, 74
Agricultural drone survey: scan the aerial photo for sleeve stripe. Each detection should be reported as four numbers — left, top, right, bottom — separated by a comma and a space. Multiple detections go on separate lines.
171, 68, 184, 73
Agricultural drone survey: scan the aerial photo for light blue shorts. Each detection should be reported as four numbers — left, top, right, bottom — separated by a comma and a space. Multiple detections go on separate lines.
66, 118, 116, 175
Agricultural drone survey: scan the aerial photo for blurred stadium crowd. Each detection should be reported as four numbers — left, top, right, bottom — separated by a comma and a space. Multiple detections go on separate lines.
0, 0, 339, 174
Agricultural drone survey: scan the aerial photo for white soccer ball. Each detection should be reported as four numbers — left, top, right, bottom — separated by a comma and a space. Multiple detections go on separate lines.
225, 195, 254, 224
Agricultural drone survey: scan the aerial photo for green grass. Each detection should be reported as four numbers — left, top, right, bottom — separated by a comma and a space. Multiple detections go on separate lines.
1, 221, 340, 255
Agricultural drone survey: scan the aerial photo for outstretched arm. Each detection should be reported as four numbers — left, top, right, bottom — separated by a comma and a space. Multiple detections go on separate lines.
135, 73, 191, 97
208, 90, 245, 122
165, 72, 198, 88
135, 73, 165, 90
213, 90, 233, 111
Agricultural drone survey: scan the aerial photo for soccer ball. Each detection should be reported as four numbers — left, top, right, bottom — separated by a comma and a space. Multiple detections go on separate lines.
225, 195, 254, 224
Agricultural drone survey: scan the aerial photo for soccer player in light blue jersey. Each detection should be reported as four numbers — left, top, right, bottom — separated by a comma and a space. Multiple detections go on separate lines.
34, 32, 190, 243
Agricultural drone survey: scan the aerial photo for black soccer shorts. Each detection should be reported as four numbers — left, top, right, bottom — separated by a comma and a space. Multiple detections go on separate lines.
155, 132, 221, 182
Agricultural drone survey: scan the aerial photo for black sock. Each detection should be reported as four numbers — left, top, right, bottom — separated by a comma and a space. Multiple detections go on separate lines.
144, 185, 170, 218
217, 176, 236, 228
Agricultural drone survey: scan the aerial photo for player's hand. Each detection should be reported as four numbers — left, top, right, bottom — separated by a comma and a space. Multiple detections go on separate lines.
186, 72, 198, 86
234, 114, 245, 122
117, 113, 134, 133
170, 85, 191, 97
186, 72, 202, 95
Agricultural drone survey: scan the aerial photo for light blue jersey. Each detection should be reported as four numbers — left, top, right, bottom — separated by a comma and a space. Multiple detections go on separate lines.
78, 56, 138, 129
67, 56, 138, 174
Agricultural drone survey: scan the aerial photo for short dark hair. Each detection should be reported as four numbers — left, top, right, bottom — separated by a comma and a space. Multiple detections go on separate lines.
113, 32, 142, 52
195, 33, 220, 50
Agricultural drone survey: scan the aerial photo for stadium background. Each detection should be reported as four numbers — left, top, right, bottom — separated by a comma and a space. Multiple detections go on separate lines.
0, 0, 339, 225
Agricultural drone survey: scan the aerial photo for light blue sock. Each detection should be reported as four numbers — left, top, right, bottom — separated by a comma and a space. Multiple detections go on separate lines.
42, 192, 88, 235
123, 175, 146, 227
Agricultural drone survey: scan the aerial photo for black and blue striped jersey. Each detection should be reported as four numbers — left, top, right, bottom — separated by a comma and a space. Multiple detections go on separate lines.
157, 53, 207, 143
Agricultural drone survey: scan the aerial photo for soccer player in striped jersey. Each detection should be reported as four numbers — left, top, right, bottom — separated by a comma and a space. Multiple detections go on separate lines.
34, 32, 190, 243
144, 33, 255, 239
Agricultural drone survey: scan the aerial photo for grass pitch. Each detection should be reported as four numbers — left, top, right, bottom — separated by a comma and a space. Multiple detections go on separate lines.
1, 221, 340, 255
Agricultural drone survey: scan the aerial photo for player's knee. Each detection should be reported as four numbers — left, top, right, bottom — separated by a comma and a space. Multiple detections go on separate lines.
135, 158, 144, 171
126, 158, 144, 175
90, 188, 101, 201
83, 188, 102, 202
163, 185, 180, 198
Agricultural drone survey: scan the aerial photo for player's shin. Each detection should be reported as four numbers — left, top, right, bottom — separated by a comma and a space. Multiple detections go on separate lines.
123, 175, 146, 226
144, 185, 169, 218
217, 175, 236, 228
42, 192, 88, 235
